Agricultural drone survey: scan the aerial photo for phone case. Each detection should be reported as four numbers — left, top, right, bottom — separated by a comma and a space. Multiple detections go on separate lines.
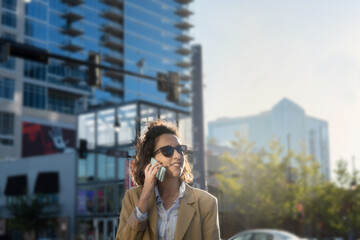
151, 157, 166, 182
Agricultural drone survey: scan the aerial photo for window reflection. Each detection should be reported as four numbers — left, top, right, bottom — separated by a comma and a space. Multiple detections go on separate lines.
77, 187, 95, 215
97, 109, 115, 146
97, 154, 115, 180
117, 104, 136, 145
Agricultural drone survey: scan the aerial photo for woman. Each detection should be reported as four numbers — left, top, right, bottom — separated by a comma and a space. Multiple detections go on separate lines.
116, 120, 220, 240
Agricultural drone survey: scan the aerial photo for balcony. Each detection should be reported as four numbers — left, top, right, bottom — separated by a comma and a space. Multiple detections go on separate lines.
61, 7, 83, 21
176, 56, 191, 68
176, 46, 191, 55
175, 21, 193, 30
181, 86, 191, 94
175, 34, 193, 43
174, 6, 193, 17
102, 22, 124, 36
103, 51, 124, 65
102, 78, 124, 94
62, 0, 84, 6
179, 99, 192, 107
61, 22, 84, 36
174, 0, 193, 4
100, 0, 123, 8
101, 34, 124, 50
180, 70, 192, 81
60, 38, 83, 52
101, 7, 123, 22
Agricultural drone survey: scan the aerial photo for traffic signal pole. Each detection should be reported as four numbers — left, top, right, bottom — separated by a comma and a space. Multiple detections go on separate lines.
0, 39, 183, 90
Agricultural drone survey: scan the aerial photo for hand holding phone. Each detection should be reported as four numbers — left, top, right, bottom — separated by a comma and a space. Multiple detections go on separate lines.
151, 157, 166, 182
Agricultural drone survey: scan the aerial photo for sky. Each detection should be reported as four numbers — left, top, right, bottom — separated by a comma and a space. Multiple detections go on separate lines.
192, 0, 360, 179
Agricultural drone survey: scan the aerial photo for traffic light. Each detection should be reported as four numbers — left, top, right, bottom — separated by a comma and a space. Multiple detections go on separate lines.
87, 52, 101, 87
0, 42, 9, 62
79, 139, 88, 159
167, 71, 180, 103
0, 40, 48, 64
157, 72, 168, 92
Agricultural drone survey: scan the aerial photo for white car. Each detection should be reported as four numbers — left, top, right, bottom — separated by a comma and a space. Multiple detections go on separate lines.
228, 229, 301, 240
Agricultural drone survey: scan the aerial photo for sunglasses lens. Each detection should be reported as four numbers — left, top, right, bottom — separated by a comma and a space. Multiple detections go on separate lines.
160, 146, 174, 157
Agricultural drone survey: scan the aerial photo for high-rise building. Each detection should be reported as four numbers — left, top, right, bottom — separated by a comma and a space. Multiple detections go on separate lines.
0, 0, 194, 239
208, 98, 330, 180
0, 0, 193, 160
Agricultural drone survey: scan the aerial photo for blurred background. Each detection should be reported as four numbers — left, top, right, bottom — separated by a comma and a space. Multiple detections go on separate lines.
0, 0, 359, 240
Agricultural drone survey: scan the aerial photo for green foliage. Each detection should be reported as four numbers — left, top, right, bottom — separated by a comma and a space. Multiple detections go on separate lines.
215, 135, 360, 237
7, 195, 50, 232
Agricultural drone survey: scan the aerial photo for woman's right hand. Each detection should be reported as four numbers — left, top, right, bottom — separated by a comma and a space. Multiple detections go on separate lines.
137, 161, 162, 214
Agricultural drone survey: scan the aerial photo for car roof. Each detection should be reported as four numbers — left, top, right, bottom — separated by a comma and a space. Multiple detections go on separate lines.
234, 229, 300, 238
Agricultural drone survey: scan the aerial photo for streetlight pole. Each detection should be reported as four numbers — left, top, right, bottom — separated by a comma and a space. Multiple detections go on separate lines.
350, 156, 357, 240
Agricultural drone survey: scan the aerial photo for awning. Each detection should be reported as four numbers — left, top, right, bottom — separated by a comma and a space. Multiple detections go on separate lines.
4, 175, 27, 196
34, 172, 59, 194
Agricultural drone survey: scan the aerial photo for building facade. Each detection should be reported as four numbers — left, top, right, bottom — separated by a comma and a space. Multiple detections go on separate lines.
208, 98, 330, 180
0, 0, 193, 160
0, 152, 76, 240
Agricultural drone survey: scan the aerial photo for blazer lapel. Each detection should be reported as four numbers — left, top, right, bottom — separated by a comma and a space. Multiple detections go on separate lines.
147, 190, 158, 239
175, 184, 195, 240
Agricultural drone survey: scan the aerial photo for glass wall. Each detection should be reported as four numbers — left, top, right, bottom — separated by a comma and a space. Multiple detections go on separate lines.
78, 153, 95, 183
97, 109, 115, 147
116, 104, 136, 145
140, 104, 158, 136
77, 187, 95, 215
78, 113, 95, 149
97, 185, 115, 214
179, 113, 193, 148
97, 154, 115, 181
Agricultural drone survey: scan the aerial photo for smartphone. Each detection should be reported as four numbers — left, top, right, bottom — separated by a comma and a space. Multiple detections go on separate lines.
151, 157, 166, 182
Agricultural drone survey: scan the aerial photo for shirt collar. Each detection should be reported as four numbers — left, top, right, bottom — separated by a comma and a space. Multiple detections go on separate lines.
155, 181, 186, 204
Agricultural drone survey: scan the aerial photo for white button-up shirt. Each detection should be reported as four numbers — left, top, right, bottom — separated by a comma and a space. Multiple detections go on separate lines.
135, 182, 186, 240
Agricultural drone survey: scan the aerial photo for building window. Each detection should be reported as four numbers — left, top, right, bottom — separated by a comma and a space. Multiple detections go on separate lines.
2, 0, 17, 11
1, 33, 16, 70
0, 77, 15, 100
25, 1, 47, 21
36, 193, 59, 205
48, 90, 77, 114
77, 187, 95, 215
117, 158, 126, 180
97, 185, 115, 214
24, 60, 47, 81
1, 11, 16, 28
25, 19, 47, 41
118, 183, 125, 212
97, 154, 115, 180
23, 83, 46, 110
78, 153, 95, 182
0, 111, 14, 146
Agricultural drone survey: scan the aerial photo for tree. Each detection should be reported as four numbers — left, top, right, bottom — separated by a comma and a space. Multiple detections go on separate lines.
7, 196, 51, 240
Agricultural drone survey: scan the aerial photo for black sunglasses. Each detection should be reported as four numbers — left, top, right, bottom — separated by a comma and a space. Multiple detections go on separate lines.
153, 145, 188, 157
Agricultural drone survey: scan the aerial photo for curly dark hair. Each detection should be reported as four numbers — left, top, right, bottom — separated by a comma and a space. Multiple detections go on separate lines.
131, 119, 193, 186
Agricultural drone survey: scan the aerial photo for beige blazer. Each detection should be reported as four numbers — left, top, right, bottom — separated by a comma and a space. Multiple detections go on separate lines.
116, 183, 220, 240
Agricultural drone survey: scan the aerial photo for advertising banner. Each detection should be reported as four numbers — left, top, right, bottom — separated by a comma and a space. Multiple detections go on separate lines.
22, 122, 76, 157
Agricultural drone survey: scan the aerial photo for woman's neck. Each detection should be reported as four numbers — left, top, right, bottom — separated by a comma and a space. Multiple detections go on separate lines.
157, 177, 180, 199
